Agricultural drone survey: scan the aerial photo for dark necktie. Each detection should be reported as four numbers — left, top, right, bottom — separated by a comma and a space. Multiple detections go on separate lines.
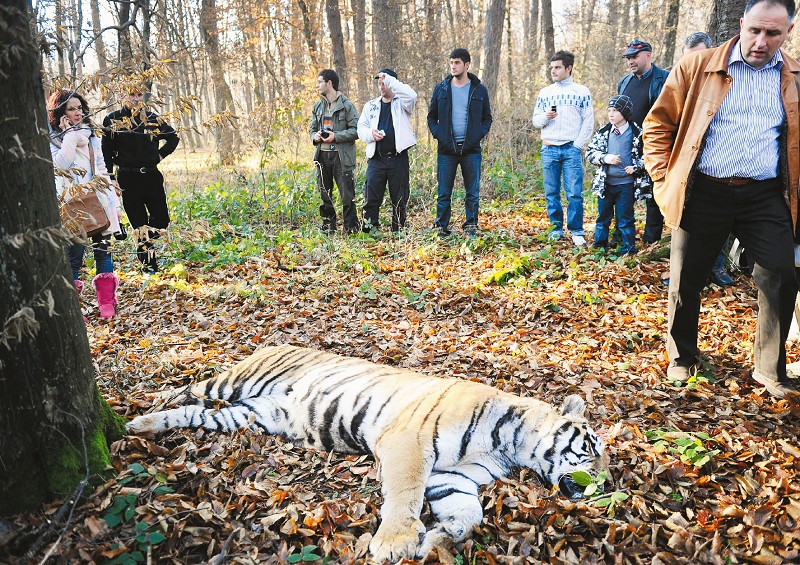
612, 127, 621, 135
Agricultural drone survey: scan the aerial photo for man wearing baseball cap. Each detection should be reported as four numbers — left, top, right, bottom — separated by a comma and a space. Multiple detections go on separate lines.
357, 68, 418, 233
617, 39, 670, 245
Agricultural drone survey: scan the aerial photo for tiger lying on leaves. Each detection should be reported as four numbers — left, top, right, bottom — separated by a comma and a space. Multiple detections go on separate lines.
128, 345, 607, 562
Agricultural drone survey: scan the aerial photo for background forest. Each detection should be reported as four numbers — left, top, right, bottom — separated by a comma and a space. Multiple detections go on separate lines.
36, 0, 765, 167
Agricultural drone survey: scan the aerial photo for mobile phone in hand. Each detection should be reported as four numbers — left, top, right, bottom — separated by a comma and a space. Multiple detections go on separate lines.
551, 105, 557, 112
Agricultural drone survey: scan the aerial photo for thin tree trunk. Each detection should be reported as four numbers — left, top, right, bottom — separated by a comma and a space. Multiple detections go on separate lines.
481, 0, 505, 101
199, 0, 242, 163
352, 0, 367, 103
117, 0, 134, 69
707, 0, 746, 45
326, 0, 348, 90
527, 0, 539, 62
296, 0, 319, 64
581, 0, 596, 65
89, 0, 108, 71
373, 0, 401, 69
0, 0, 124, 515
662, 0, 680, 67
540, 0, 554, 57
55, 0, 66, 75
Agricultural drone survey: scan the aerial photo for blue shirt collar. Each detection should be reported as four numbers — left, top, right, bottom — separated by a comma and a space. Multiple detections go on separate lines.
632, 66, 654, 81
730, 39, 784, 71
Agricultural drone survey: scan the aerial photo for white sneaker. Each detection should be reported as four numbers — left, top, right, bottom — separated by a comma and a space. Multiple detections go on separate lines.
571, 234, 586, 246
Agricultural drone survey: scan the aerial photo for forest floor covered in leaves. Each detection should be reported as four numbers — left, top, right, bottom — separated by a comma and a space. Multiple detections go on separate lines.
4, 187, 800, 564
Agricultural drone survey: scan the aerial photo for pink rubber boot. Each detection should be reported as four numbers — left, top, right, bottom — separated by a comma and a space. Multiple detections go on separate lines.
74, 280, 84, 294
92, 272, 119, 318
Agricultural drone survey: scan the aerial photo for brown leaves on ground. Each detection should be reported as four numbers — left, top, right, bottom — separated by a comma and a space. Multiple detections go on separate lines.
4, 210, 800, 564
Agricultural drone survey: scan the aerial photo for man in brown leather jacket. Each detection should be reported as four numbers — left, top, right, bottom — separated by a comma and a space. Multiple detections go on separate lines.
644, 0, 800, 398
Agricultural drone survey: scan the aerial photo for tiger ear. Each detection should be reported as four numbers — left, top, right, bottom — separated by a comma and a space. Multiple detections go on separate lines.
561, 395, 585, 417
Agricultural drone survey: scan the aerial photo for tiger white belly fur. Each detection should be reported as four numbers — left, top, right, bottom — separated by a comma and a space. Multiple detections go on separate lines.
127, 345, 607, 562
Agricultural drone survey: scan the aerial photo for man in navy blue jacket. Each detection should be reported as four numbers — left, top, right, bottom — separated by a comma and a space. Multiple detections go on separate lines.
427, 48, 493, 237
617, 39, 670, 245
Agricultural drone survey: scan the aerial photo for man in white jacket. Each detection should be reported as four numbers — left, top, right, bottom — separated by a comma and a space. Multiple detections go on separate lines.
532, 50, 594, 246
357, 69, 417, 233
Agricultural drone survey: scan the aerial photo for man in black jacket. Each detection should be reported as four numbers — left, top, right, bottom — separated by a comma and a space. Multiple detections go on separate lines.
102, 87, 180, 273
427, 48, 492, 237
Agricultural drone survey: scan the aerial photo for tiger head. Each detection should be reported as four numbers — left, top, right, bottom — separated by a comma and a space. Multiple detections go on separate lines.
522, 394, 608, 501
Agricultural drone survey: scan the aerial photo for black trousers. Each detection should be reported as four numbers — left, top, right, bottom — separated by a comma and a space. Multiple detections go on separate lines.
362, 152, 409, 232
118, 169, 170, 230
642, 197, 664, 244
316, 151, 358, 234
668, 175, 797, 381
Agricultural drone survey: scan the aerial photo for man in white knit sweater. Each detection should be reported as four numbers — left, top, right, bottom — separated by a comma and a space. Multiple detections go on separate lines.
532, 50, 595, 245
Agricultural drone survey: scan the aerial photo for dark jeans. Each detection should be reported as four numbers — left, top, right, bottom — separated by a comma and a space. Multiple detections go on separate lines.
668, 175, 797, 381
118, 169, 170, 230
594, 183, 636, 255
434, 151, 482, 231
642, 197, 664, 244
316, 150, 358, 233
68, 235, 113, 279
363, 152, 410, 232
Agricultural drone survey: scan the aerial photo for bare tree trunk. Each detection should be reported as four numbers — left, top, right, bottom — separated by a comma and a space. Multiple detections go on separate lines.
297, 0, 319, 64
707, 0, 746, 45
55, 0, 66, 75
326, 0, 348, 91
373, 0, 402, 69
140, 0, 153, 67
199, 0, 242, 163
0, 0, 125, 515
540, 0, 554, 57
527, 0, 539, 61
352, 0, 368, 103
89, 0, 108, 71
662, 0, 680, 67
581, 0, 596, 64
117, 0, 134, 69
481, 0, 505, 101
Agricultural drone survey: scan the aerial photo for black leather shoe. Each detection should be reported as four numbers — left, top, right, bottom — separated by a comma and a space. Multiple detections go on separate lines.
708, 267, 734, 287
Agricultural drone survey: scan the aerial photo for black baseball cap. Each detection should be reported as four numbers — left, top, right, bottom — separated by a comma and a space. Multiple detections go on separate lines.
622, 40, 652, 57
374, 68, 398, 79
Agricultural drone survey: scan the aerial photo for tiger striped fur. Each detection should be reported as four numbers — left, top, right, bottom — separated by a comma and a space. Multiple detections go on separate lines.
127, 345, 607, 562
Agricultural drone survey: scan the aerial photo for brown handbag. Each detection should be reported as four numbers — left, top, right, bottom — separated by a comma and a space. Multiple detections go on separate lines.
61, 191, 110, 237
59, 140, 110, 238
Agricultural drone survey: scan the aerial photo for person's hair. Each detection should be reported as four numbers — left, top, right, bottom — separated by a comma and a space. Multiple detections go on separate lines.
550, 50, 575, 70
319, 69, 339, 91
683, 31, 713, 49
46, 89, 90, 132
745, 0, 796, 20
449, 48, 471, 63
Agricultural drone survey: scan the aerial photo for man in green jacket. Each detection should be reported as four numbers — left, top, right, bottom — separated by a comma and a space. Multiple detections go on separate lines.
310, 69, 359, 234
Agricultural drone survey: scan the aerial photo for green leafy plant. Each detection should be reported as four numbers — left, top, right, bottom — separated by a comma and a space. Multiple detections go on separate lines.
104, 494, 168, 564
287, 544, 323, 563
570, 470, 608, 497
593, 491, 630, 517
570, 471, 628, 516
645, 429, 721, 468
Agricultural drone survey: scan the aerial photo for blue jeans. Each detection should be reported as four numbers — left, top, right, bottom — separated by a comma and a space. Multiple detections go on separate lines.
540, 143, 584, 235
594, 183, 636, 255
68, 235, 113, 279
435, 151, 482, 231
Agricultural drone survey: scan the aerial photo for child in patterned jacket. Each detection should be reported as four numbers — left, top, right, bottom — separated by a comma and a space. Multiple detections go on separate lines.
585, 95, 652, 255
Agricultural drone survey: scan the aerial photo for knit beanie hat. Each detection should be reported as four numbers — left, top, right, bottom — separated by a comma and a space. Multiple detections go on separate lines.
608, 95, 633, 120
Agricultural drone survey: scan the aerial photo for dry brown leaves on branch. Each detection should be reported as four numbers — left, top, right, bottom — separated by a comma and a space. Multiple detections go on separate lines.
3, 210, 799, 564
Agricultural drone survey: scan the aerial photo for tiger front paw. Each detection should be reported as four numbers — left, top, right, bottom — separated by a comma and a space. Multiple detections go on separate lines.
369, 517, 425, 563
